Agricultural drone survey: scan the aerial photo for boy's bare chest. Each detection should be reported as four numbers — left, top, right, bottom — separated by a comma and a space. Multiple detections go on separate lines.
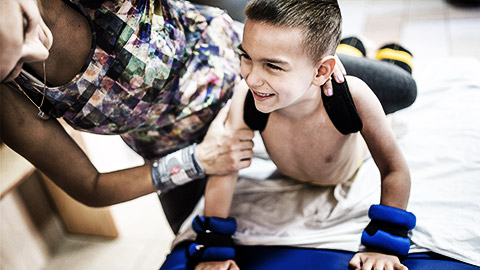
261, 114, 362, 184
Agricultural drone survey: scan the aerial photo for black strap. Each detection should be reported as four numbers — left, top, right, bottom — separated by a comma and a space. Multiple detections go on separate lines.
243, 79, 363, 134
364, 220, 410, 238
196, 232, 234, 247
186, 245, 205, 270
243, 91, 270, 131
321, 78, 363, 134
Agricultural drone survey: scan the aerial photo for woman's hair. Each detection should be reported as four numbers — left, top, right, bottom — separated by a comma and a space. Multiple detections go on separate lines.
245, 0, 342, 61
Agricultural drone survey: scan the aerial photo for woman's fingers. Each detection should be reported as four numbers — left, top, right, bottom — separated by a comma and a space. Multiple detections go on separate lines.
323, 53, 347, 96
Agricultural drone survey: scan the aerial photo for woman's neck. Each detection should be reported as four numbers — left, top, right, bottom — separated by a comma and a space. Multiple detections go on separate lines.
28, 0, 92, 86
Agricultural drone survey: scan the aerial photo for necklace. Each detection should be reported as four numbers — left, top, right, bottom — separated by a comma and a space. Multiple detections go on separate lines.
12, 62, 49, 120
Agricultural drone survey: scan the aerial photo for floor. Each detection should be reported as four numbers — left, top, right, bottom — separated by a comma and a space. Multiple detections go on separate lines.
340, 0, 480, 61
42, 1, 480, 270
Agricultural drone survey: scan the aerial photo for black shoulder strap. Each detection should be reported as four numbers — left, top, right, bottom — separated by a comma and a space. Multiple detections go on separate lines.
243, 91, 270, 132
321, 78, 363, 134
243, 80, 362, 134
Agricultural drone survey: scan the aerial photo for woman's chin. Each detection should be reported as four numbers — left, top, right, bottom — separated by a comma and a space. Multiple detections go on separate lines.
3, 64, 23, 83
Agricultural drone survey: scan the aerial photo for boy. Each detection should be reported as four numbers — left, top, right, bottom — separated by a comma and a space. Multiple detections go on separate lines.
189, 1, 415, 269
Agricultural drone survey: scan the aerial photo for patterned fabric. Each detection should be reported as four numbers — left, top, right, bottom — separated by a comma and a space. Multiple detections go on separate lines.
23, 0, 242, 159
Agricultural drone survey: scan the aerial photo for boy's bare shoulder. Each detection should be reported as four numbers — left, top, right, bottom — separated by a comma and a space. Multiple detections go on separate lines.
344, 75, 390, 134
344, 75, 370, 95
226, 80, 250, 130
344, 75, 379, 109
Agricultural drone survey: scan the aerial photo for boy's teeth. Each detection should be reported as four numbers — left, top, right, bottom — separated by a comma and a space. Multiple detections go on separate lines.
257, 92, 271, 97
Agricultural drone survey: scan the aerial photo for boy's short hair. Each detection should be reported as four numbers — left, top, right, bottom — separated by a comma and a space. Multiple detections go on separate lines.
245, 0, 342, 62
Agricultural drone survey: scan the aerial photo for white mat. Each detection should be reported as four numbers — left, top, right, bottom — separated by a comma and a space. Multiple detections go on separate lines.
175, 57, 480, 266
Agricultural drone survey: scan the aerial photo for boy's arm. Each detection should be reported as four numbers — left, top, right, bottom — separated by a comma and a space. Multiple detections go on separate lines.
347, 76, 412, 269
189, 81, 250, 268
348, 76, 410, 209
204, 80, 251, 218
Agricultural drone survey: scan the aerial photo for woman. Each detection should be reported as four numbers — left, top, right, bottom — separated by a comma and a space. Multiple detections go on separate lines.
1, 0, 260, 233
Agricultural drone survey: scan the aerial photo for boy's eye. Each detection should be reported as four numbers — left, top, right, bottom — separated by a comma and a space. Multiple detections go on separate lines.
267, 63, 283, 71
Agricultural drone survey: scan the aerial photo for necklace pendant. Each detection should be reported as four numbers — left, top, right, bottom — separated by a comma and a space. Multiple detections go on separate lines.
37, 110, 49, 120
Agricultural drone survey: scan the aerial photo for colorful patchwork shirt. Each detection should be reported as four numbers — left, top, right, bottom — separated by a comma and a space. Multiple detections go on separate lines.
21, 0, 242, 159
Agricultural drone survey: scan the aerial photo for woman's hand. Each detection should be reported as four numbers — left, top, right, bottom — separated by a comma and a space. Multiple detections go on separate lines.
195, 260, 240, 270
349, 252, 408, 270
196, 101, 254, 175
322, 53, 347, 96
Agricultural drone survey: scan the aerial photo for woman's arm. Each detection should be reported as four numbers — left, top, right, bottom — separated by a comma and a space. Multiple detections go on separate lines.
1, 83, 255, 207
1, 84, 156, 206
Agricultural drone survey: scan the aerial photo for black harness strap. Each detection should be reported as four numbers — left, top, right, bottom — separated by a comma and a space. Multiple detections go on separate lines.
321, 78, 363, 134
243, 78, 363, 134
243, 90, 270, 132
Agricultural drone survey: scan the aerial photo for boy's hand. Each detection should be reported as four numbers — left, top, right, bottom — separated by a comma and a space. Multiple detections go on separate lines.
195, 260, 240, 270
349, 252, 408, 270
322, 53, 347, 96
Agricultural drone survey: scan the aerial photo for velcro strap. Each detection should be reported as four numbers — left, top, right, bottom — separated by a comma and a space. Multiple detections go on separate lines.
189, 244, 235, 261
188, 243, 206, 262
186, 243, 235, 269
186, 244, 204, 270
196, 232, 234, 247
364, 220, 409, 238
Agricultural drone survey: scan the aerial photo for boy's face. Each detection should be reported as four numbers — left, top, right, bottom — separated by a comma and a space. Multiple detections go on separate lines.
240, 19, 320, 114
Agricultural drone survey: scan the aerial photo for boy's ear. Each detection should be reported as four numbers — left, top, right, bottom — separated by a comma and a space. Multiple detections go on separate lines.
312, 56, 336, 86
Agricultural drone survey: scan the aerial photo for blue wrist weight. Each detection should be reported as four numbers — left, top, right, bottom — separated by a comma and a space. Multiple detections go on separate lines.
187, 216, 237, 269
192, 215, 237, 235
368, 204, 416, 229
361, 204, 416, 256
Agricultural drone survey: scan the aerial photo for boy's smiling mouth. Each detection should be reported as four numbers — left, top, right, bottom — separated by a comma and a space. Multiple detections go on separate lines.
251, 89, 275, 99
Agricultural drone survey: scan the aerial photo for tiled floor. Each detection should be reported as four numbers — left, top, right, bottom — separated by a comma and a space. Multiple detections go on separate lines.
42, 1, 480, 269
43, 134, 176, 270
341, 0, 480, 60
44, 193, 174, 270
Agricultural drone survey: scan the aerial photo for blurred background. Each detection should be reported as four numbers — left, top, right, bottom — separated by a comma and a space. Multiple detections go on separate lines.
1, 0, 479, 269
